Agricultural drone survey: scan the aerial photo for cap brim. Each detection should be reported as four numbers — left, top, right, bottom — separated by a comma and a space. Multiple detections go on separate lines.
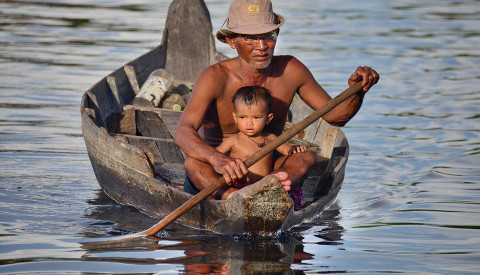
216, 13, 284, 43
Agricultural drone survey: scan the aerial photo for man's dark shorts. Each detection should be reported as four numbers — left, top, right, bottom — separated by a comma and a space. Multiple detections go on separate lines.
184, 172, 200, 194
183, 150, 284, 195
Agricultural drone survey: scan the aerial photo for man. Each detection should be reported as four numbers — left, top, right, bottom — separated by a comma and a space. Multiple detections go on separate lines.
174, 0, 379, 200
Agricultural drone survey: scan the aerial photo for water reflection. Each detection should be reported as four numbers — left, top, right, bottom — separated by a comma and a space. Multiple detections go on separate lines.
80, 191, 344, 273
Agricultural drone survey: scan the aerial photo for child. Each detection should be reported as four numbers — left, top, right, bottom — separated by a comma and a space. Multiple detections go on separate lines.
216, 86, 306, 209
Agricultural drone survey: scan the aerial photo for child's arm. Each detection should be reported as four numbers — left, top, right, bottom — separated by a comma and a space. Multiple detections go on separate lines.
216, 136, 234, 154
277, 143, 306, 155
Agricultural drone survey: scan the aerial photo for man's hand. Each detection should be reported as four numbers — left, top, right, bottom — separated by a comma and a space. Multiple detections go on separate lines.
348, 66, 380, 92
212, 154, 249, 185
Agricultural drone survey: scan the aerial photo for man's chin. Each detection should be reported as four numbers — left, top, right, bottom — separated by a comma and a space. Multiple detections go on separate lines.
249, 57, 272, 70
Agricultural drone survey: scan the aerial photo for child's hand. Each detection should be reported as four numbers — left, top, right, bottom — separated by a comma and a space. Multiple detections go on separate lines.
288, 145, 306, 155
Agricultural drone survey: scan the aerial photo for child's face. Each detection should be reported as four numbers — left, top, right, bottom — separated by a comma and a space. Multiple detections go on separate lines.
233, 100, 273, 136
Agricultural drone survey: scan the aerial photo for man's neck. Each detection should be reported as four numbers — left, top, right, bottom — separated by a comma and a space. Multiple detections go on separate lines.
236, 57, 272, 85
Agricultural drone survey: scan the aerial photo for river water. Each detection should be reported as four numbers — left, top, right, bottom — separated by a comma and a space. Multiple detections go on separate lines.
1, 0, 479, 274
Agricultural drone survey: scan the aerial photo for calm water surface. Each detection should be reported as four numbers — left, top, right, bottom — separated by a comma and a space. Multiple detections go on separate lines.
1, 0, 479, 273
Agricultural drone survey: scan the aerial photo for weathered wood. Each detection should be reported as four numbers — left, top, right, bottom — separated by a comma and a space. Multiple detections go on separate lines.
91, 79, 122, 122
320, 128, 339, 159
156, 139, 185, 164
84, 91, 105, 128
289, 95, 320, 142
162, 0, 225, 83
126, 104, 182, 135
105, 105, 136, 135
124, 65, 140, 94
154, 162, 185, 187
117, 133, 185, 164
136, 110, 172, 139
115, 134, 173, 143
124, 135, 165, 164
107, 76, 122, 109
157, 109, 181, 135
85, 90, 99, 110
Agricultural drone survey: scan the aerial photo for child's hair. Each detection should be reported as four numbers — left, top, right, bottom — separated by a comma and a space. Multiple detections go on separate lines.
232, 86, 273, 112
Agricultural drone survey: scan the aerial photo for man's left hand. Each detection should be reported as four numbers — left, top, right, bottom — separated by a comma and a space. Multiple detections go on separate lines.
348, 66, 380, 92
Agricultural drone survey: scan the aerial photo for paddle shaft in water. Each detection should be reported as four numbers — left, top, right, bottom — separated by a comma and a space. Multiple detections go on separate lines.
137, 82, 364, 237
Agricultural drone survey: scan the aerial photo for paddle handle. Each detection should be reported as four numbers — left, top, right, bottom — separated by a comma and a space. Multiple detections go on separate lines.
245, 82, 363, 167
139, 82, 364, 236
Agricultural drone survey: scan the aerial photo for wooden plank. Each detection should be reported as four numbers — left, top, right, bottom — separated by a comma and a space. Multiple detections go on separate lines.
115, 134, 173, 143
136, 110, 172, 139
85, 91, 105, 128
124, 65, 140, 94
159, 109, 181, 135
163, 0, 218, 83
107, 76, 122, 109
155, 139, 184, 164
288, 95, 321, 143
115, 133, 184, 164
311, 120, 327, 147
124, 135, 166, 164
154, 162, 185, 188
105, 105, 136, 135
124, 104, 182, 135
124, 104, 162, 114
320, 128, 339, 159
92, 77, 122, 121
86, 90, 99, 109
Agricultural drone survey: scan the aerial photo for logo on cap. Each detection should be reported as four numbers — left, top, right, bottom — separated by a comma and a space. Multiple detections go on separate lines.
248, 5, 259, 14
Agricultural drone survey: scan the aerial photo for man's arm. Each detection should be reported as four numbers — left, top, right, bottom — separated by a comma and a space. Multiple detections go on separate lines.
292, 58, 379, 126
174, 66, 220, 163
173, 65, 248, 184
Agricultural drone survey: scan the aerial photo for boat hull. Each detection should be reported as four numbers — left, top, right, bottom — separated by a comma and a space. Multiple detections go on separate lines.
80, 0, 349, 235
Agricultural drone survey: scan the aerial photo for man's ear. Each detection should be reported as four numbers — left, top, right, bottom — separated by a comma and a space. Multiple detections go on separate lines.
267, 113, 274, 124
225, 36, 237, 49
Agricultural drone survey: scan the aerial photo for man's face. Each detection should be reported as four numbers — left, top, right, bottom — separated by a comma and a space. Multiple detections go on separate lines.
227, 31, 278, 70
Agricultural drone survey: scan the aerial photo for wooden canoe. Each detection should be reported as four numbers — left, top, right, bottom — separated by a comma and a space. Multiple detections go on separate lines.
80, 0, 349, 235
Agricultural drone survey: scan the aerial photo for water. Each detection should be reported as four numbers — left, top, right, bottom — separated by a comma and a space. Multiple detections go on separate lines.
1, 0, 479, 273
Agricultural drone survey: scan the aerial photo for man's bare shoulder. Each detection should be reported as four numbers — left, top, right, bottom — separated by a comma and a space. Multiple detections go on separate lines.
274, 55, 308, 70
201, 58, 237, 78
272, 55, 314, 89
194, 58, 237, 98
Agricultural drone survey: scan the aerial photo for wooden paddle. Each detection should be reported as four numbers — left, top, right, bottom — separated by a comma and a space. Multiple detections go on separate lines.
129, 82, 364, 238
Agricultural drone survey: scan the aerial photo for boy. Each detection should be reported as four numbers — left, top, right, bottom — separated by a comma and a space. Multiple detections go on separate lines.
216, 86, 306, 209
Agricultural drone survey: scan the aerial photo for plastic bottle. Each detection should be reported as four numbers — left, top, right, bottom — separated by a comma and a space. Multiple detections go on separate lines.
134, 69, 173, 107
161, 93, 187, 111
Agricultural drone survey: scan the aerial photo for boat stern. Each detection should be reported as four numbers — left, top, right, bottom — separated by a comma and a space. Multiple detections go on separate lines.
215, 175, 293, 234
